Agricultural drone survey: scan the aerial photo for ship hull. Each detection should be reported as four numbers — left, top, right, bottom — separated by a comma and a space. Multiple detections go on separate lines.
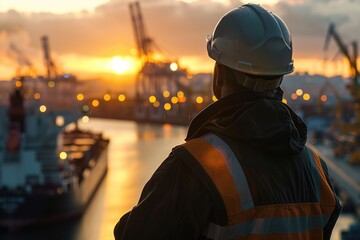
0, 142, 108, 230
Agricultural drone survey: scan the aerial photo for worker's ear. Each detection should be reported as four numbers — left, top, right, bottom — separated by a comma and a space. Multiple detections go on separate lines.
213, 62, 223, 99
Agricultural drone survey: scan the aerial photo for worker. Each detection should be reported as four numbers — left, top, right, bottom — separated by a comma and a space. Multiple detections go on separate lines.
114, 4, 342, 240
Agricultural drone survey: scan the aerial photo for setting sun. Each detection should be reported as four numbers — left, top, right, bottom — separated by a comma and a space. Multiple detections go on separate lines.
111, 56, 134, 74
58, 54, 139, 78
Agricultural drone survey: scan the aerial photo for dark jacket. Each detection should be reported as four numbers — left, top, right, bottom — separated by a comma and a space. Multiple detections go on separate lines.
114, 89, 342, 240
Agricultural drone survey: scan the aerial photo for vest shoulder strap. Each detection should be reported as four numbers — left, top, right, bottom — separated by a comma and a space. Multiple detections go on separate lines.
181, 134, 254, 220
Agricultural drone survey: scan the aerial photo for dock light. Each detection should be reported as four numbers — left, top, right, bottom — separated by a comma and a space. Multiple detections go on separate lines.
153, 101, 160, 108
178, 96, 187, 103
177, 91, 185, 98
92, 99, 99, 107
48, 81, 55, 88
59, 151, 67, 160
39, 105, 47, 113
296, 89, 303, 96
171, 96, 179, 104
77, 93, 84, 101
82, 115, 90, 123
82, 105, 89, 112
56, 116, 65, 127
291, 93, 298, 100
212, 96, 218, 102
57, 187, 64, 194
15, 80, 22, 88
303, 93, 311, 101
320, 95, 327, 102
196, 96, 204, 104
170, 62, 178, 71
34, 93, 41, 100
164, 103, 172, 111
118, 94, 126, 102
104, 94, 111, 101
149, 95, 157, 103
282, 98, 288, 104
163, 90, 170, 98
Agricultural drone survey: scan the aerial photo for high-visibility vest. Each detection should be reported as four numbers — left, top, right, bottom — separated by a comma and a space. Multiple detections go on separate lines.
181, 134, 336, 240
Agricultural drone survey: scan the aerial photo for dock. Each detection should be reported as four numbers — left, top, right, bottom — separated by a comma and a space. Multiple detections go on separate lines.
310, 143, 360, 216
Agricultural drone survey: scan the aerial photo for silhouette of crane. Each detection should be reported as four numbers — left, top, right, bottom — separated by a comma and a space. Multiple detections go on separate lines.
128, 1, 189, 119
9, 43, 38, 78
324, 23, 360, 164
324, 23, 359, 96
41, 36, 59, 81
324, 23, 360, 122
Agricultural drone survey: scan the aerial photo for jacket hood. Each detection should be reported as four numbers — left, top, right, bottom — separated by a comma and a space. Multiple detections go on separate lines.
186, 90, 307, 155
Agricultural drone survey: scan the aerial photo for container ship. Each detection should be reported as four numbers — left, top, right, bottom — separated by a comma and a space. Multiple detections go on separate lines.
0, 75, 109, 229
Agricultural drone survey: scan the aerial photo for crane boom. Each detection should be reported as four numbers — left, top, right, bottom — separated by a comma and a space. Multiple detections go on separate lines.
9, 43, 33, 67
129, 3, 143, 58
129, 1, 152, 63
324, 23, 359, 85
9, 43, 38, 77
324, 23, 351, 61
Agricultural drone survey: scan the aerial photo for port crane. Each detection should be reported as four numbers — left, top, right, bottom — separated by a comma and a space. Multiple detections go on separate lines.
324, 23, 359, 121
41, 35, 59, 81
324, 23, 360, 164
128, 1, 189, 119
9, 37, 63, 82
40, 36, 77, 110
9, 43, 38, 78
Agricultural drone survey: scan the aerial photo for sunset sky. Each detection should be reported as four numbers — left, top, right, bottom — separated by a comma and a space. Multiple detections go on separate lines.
0, 0, 359, 82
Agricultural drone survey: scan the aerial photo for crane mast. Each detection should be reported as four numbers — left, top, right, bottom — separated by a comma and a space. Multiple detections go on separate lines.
128, 1, 189, 119
129, 1, 153, 64
41, 35, 58, 81
324, 23, 360, 123
323, 22, 360, 164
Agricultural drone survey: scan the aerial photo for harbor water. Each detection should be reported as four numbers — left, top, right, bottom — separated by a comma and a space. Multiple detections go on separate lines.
0, 118, 356, 240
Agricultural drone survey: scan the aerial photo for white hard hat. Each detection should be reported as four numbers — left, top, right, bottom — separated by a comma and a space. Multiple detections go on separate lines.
207, 4, 294, 77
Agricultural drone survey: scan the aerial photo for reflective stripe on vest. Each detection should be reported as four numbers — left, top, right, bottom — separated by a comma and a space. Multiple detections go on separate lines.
182, 134, 336, 240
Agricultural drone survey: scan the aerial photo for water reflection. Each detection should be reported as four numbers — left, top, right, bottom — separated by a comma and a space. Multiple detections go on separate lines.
85, 119, 187, 240
0, 119, 187, 240
0, 118, 354, 240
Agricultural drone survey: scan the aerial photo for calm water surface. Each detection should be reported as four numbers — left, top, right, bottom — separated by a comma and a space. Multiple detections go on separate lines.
1, 118, 355, 239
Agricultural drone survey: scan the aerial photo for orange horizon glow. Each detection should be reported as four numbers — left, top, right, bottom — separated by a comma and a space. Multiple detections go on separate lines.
59, 54, 139, 76
293, 57, 357, 78
1, 53, 358, 82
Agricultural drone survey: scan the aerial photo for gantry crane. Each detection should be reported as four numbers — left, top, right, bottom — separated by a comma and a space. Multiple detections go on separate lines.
41, 36, 59, 81
324, 23, 359, 121
129, 1, 152, 64
9, 43, 38, 78
128, 1, 189, 118
40, 36, 77, 111
324, 23, 360, 164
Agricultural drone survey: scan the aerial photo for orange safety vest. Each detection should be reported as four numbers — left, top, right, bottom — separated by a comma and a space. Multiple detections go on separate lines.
182, 134, 336, 240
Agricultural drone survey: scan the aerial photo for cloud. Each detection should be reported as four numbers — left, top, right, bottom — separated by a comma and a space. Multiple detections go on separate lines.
0, 0, 232, 78
274, 0, 360, 58
0, 0, 359, 80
